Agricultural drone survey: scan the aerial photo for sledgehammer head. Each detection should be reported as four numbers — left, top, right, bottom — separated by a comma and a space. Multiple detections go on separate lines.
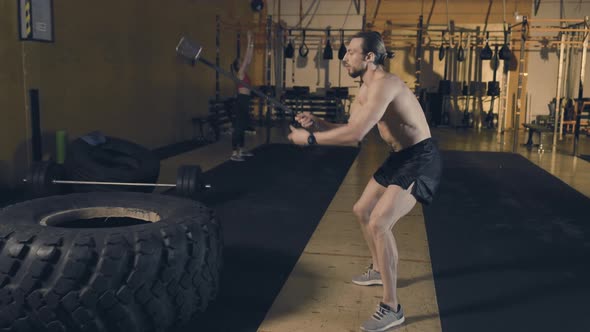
176, 36, 202, 65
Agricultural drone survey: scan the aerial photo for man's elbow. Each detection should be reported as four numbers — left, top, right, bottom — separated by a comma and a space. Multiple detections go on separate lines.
349, 130, 364, 146
345, 140, 362, 147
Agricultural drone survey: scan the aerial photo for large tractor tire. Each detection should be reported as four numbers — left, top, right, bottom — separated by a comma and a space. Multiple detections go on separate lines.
0, 192, 222, 332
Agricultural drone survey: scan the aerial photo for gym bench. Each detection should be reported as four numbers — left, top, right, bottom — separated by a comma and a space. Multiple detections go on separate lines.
523, 123, 552, 153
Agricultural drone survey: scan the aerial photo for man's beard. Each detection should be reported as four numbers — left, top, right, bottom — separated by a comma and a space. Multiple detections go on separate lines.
347, 65, 366, 78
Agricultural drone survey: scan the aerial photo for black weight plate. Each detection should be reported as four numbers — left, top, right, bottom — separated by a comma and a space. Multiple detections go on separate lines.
29, 162, 43, 196
29, 161, 59, 197
185, 166, 196, 197
176, 165, 204, 197
176, 165, 189, 196
183, 166, 195, 197
183, 166, 193, 196
186, 166, 202, 197
36, 162, 50, 196
191, 166, 200, 195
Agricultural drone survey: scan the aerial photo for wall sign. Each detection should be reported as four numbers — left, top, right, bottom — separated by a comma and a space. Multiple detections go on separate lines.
18, 0, 54, 42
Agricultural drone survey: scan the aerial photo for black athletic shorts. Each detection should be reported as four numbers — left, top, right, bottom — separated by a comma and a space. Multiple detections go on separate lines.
373, 138, 442, 205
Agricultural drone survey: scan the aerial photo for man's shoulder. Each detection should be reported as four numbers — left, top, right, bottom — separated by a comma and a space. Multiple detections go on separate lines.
373, 73, 402, 86
385, 72, 404, 85
368, 74, 403, 94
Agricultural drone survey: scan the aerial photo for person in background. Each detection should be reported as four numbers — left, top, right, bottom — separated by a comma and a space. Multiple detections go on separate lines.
230, 30, 255, 161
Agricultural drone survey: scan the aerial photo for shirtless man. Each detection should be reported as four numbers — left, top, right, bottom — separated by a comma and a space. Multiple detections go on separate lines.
288, 31, 442, 332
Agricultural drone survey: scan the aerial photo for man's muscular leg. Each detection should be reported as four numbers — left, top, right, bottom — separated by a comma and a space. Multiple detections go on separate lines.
353, 178, 387, 271
368, 183, 416, 308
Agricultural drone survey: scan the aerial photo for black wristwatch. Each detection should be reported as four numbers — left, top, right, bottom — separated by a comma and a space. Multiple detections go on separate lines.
307, 133, 317, 145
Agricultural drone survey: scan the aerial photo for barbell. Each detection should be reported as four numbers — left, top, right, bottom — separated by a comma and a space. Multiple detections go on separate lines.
23, 161, 210, 198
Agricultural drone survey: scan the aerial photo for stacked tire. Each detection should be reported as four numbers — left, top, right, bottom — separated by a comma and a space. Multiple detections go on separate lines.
0, 192, 223, 332
64, 136, 160, 193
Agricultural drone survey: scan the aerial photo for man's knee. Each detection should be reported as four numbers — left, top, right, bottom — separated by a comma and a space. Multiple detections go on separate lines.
352, 201, 370, 224
367, 217, 391, 237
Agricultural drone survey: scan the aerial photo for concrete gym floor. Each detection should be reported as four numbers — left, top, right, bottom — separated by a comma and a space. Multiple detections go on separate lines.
158, 125, 590, 332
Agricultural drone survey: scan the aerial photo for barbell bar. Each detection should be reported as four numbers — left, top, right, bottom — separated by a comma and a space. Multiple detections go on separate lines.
175, 35, 315, 129
43, 180, 177, 188
23, 161, 210, 198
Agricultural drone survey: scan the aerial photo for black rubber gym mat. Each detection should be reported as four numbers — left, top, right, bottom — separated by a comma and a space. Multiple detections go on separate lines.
153, 140, 210, 160
423, 151, 590, 332
176, 143, 359, 332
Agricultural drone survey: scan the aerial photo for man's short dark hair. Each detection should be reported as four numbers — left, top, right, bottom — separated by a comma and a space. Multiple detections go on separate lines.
351, 31, 394, 65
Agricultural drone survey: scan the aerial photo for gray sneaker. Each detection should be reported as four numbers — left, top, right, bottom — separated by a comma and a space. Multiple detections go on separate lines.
352, 266, 383, 286
230, 152, 245, 162
360, 303, 405, 332
239, 150, 254, 157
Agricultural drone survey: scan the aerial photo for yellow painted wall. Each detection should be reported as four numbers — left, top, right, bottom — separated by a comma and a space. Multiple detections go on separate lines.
0, 1, 27, 188
0, 0, 255, 187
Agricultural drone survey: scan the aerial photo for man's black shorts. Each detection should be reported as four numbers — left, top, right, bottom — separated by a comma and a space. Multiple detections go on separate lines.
373, 138, 442, 205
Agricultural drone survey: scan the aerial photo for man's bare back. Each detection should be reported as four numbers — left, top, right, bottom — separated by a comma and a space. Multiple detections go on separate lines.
351, 71, 431, 151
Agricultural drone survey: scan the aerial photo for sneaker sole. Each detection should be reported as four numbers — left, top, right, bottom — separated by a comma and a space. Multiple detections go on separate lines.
360, 316, 405, 332
351, 280, 383, 286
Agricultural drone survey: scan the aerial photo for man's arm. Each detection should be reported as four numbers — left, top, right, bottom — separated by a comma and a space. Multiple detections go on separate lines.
312, 116, 346, 131
294, 111, 345, 131
312, 79, 396, 146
